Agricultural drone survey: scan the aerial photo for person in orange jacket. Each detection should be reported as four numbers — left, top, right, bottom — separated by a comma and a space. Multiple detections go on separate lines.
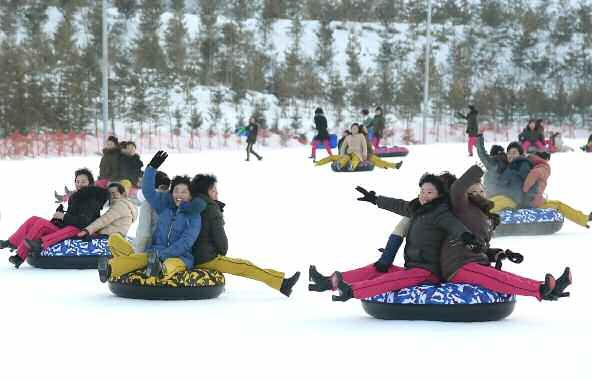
523, 152, 591, 228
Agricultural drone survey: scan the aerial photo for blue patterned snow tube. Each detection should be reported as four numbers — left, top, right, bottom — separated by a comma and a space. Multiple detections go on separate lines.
27, 236, 111, 269
331, 161, 374, 172
361, 283, 516, 322
495, 208, 564, 236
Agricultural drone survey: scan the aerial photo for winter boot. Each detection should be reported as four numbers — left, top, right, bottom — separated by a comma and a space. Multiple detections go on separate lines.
0, 239, 16, 250
280, 271, 301, 297
550, 267, 572, 299
395, 161, 403, 169
97, 256, 111, 283
540, 273, 557, 301
331, 272, 353, 302
376, 234, 403, 269
308, 265, 333, 292
145, 252, 163, 278
8, 255, 23, 269
25, 239, 43, 255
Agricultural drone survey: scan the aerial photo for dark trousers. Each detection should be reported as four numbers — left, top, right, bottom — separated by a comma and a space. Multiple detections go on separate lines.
246, 142, 262, 160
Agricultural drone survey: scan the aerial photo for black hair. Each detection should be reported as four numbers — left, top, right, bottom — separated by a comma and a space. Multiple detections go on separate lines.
315, 107, 324, 115
506, 141, 524, 155
170, 175, 192, 195
107, 135, 119, 145
74, 168, 95, 185
191, 174, 218, 196
419, 173, 446, 196
587, 134, 592, 144
375, 106, 383, 113
125, 141, 136, 148
107, 182, 126, 195
155, 171, 171, 190
438, 171, 458, 193
361, 109, 369, 115
490, 145, 505, 156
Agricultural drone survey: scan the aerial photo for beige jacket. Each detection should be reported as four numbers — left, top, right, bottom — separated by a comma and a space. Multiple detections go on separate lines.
85, 198, 138, 236
339, 133, 368, 161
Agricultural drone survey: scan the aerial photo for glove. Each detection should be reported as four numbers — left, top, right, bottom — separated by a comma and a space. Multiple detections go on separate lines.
355, 186, 377, 205
373, 261, 390, 273
451, 232, 485, 253
148, 150, 168, 169
56, 204, 64, 213
215, 200, 226, 213
485, 248, 504, 263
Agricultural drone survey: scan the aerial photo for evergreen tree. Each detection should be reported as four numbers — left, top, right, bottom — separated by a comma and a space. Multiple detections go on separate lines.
345, 29, 362, 80
164, 0, 188, 85
316, 6, 335, 69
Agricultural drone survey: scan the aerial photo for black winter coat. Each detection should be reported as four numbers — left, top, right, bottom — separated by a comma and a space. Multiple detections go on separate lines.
119, 154, 144, 186
191, 195, 228, 265
376, 195, 469, 277
58, 186, 110, 229
465, 110, 479, 136
246, 123, 259, 143
313, 114, 330, 141
99, 148, 121, 180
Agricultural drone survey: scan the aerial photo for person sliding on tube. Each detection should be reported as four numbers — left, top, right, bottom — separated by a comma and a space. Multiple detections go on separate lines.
309, 173, 483, 301
190, 174, 300, 297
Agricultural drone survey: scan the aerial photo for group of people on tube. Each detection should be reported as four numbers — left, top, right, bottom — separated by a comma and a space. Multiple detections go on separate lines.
311, 107, 402, 170
1, 149, 301, 297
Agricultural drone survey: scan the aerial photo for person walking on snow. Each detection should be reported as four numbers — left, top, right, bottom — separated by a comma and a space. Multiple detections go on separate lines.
456, 105, 479, 156
245, 116, 263, 162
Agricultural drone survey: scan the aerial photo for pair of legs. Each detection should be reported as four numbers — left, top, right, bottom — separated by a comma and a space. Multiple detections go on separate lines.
310, 139, 333, 160
450, 262, 571, 301
6, 216, 80, 261
315, 154, 362, 170
468, 136, 477, 156
369, 155, 402, 170
246, 142, 262, 161
107, 234, 186, 280
491, 195, 590, 227
105, 235, 301, 296
522, 140, 546, 152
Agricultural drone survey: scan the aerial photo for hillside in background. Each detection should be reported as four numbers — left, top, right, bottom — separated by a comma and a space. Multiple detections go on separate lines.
1, 0, 591, 155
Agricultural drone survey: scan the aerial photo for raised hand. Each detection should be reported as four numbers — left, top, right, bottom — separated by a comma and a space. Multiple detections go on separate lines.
148, 151, 168, 169
355, 186, 377, 205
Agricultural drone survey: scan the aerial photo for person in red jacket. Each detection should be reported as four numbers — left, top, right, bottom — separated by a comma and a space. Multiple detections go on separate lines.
523, 152, 591, 228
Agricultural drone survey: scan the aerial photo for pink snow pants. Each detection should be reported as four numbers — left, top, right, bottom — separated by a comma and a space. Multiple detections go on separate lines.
450, 262, 543, 300
311, 139, 333, 158
468, 136, 477, 155
341, 264, 440, 299
8, 216, 80, 260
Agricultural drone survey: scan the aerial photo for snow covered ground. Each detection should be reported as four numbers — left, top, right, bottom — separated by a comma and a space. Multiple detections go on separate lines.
0, 141, 590, 380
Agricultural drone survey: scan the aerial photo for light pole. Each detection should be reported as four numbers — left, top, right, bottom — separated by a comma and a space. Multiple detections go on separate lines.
422, 0, 433, 144
102, 0, 109, 138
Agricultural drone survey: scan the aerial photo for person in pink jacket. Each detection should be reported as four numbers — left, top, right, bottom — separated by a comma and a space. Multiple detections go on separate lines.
523, 152, 591, 228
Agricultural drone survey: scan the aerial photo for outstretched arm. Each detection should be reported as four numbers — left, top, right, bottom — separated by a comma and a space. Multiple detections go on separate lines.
450, 165, 484, 211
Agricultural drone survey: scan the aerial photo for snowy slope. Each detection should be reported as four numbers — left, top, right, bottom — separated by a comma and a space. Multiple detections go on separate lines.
0, 143, 590, 380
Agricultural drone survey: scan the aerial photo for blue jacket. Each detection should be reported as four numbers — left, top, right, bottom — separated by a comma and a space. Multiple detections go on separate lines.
142, 166, 205, 269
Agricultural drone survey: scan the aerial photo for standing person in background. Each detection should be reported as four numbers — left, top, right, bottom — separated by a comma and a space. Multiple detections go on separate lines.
456, 105, 479, 157
118, 141, 143, 187
245, 116, 263, 162
97, 136, 121, 188
309, 107, 333, 162
580, 134, 592, 152
371, 107, 385, 150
